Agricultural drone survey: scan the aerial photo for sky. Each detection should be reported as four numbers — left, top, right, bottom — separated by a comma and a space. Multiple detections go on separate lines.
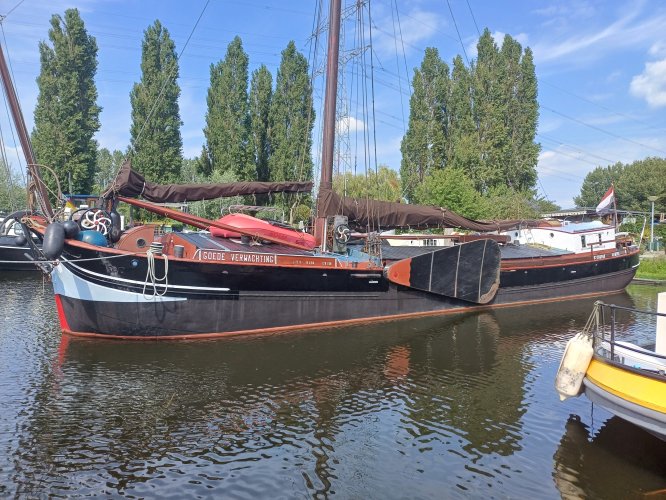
1, 0, 666, 209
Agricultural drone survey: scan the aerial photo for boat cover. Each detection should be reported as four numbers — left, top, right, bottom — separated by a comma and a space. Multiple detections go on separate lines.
103, 161, 313, 202
317, 188, 540, 232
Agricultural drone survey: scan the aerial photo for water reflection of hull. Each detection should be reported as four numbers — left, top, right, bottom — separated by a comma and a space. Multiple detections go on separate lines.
491, 290, 636, 336
553, 415, 666, 498
14, 311, 533, 495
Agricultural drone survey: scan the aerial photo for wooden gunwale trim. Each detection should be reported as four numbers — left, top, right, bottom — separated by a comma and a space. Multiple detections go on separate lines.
32, 221, 381, 271
501, 248, 639, 270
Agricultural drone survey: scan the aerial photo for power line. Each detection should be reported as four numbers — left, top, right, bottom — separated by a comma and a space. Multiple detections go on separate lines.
1, 0, 25, 20
541, 104, 666, 156
540, 78, 666, 135
445, 0, 470, 66
465, 0, 481, 37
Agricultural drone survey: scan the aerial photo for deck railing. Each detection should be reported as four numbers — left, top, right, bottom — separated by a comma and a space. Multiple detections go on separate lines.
592, 301, 666, 365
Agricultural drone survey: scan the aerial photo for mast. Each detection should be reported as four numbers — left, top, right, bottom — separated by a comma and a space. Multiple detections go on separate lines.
0, 41, 53, 218
315, 0, 341, 245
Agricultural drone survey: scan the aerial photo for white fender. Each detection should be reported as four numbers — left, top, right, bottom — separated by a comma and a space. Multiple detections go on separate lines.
555, 333, 594, 401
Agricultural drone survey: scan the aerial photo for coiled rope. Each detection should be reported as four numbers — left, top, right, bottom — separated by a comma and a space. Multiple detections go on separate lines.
142, 248, 169, 299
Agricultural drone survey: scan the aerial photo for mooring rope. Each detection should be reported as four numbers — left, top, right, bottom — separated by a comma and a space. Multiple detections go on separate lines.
142, 249, 169, 299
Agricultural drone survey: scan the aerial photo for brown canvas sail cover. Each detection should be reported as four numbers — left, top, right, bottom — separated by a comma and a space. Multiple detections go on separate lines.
317, 188, 538, 232
102, 161, 312, 203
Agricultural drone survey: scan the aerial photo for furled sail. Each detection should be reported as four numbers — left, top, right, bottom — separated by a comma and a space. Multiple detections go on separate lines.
102, 161, 313, 203
317, 188, 538, 232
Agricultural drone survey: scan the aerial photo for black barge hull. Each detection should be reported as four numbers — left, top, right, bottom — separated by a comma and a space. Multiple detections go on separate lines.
51, 245, 640, 339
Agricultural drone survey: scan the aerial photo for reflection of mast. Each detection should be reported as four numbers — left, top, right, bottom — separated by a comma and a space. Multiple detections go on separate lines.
0, 43, 53, 218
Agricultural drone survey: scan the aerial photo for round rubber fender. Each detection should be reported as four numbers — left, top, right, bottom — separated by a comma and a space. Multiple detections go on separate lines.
43, 223, 66, 260
62, 220, 80, 239
108, 210, 122, 243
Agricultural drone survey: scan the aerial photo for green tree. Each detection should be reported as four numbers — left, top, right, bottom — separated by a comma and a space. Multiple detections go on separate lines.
574, 162, 624, 207
481, 186, 544, 220
268, 41, 314, 217
617, 157, 666, 212
129, 20, 182, 183
333, 166, 401, 202
0, 162, 25, 213
268, 41, 315, 183
32, 8, 101, 195
400, 47, 450, 202
415, 167, 485, 219
204, 36, 251, 179
448, 55, 479, 179
95, 148, 124, 192
249, 64, 273, 184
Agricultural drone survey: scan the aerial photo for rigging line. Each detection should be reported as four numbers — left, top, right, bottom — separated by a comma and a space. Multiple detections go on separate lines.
390, 0, 406, 133
539, 78, 666, 135
393, 1, 412, 96
130, 0, 211, 155
298, 0, 322, 188
541, 104, 666, 156
445, 0, 470, 66
537, 178, 551, 203
0, 122, 16, 211
367, 0, 379, 178
0, 61, 25, 185
465, 0, 481, 37
0, 23, 27, 184
0, 0, 25, 20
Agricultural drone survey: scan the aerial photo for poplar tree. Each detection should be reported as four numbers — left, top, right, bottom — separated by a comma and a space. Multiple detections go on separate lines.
472, 30, 507, 192
32, 8, 100, 195
268, 41, 315, 183
400, 48, 449, 202
448, 56, 479, 180
129, 20, 182, 183
499, 36, 539, 190
95, 148, 124, 191
249, 65, 273, 184
204, 36, 251, 179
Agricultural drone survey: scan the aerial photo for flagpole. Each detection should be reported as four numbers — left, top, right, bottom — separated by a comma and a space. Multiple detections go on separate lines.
612, 182, 617, 229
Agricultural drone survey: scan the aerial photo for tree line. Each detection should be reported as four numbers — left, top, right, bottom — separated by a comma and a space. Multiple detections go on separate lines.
29, 9, 315, 207
22, 9, 561, 221
575, 157, 666, 214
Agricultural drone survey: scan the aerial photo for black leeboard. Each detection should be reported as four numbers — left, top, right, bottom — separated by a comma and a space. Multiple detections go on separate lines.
404, 239, 500, 304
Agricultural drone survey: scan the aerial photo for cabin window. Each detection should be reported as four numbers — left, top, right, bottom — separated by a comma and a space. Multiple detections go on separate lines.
424, 239, 436, 246
550, 233, 554, 238
598, 234, 602, 244
580, 235, 586, 247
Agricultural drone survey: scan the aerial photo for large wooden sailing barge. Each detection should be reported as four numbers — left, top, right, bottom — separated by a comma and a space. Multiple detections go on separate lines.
0, 0, 639, 339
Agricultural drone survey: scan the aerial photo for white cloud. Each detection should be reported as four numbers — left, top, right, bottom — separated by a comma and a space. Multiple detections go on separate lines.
370, 6, 443, 57
531, 6, 666, 66
648, 40, 666, 57
630, 59, 666, 107
336, 116, 365, 134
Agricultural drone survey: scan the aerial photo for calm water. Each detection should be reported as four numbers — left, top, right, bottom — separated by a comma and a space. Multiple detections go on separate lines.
0, 273, 664, 498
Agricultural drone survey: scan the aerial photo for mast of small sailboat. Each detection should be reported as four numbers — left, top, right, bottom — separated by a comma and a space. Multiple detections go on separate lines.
0, 42, 53, 219
314, 0, 341, 245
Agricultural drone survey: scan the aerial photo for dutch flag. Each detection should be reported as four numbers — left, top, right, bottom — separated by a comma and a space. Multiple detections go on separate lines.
596, 185, 615, 214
